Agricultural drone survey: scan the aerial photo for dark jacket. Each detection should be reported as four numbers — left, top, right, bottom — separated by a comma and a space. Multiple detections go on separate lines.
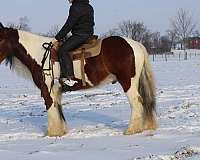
55, 0, 94, 41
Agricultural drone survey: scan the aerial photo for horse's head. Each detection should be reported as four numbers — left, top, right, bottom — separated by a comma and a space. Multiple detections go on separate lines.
0, 23, 19, 64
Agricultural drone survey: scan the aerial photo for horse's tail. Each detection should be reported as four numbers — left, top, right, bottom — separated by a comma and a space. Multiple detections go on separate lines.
139, 46, 156, 119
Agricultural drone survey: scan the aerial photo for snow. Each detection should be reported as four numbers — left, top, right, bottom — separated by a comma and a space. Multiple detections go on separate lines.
0, 50, 200, 160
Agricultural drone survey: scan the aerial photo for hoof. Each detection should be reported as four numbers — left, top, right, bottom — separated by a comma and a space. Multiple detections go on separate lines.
123, 128, 143, 135
47, 130, 67, 137
144, 117, 157, 131
144, 123, 157, 131
47, 125, 68, 137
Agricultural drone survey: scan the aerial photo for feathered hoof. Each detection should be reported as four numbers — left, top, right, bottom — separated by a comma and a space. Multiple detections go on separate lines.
144, 117, 157, 131
47, 124, 68, 137
47, 130, 67, 137
123, 127, 143, 135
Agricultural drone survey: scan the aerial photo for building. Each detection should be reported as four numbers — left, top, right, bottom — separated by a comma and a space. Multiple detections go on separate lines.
187, 37, 200, 49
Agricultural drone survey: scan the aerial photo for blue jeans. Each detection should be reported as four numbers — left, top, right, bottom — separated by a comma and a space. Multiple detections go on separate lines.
58, 35, 90, 77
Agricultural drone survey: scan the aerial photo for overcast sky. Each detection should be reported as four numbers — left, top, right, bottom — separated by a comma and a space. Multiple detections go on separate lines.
0, 0, 200, 35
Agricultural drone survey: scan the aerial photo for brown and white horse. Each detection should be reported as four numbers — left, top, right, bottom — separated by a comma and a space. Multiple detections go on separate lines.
0, 24, 156, 137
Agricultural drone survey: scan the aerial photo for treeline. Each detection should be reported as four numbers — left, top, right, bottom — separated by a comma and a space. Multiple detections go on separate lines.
102, 21, 173, 54
103, 8, 199, 59
6, 8, 199, 59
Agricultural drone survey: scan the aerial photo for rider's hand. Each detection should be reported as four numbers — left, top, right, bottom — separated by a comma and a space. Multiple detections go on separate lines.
52, 39, 59, 49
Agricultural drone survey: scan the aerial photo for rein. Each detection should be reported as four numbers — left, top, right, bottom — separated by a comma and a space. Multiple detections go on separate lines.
41, 42, 53, 71
41, 42, 55, 93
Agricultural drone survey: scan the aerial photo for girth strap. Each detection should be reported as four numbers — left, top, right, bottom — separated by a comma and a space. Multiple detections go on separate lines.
80, 48, 86, 86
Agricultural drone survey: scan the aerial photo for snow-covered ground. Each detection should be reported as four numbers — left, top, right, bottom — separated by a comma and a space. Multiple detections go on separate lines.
0, 50, 200, 160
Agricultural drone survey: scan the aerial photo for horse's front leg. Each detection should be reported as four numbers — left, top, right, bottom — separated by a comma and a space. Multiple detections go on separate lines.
46, 62, 67, 137
47, 82, 67, 137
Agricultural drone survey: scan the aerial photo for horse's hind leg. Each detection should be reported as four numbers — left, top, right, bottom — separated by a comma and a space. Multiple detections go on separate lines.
143, 111, 157, 131
123, 78, 145, 135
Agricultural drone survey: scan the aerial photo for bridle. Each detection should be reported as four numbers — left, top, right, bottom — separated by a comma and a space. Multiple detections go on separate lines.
41, 42, 55, 93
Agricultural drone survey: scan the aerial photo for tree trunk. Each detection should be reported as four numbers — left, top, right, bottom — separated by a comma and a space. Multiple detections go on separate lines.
184, 50, 187, 60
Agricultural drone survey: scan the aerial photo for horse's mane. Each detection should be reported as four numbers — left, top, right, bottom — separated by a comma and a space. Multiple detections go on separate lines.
5, 53, 14, 69
5, 29, 53, 80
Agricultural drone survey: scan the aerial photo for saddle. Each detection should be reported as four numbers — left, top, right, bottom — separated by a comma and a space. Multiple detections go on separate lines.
70, 35, 102, 60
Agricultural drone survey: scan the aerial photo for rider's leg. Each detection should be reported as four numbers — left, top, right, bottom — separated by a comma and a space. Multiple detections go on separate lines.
58, 35, 89, 85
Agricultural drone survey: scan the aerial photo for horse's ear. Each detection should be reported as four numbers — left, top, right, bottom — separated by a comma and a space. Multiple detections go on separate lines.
0, 22, 4, 29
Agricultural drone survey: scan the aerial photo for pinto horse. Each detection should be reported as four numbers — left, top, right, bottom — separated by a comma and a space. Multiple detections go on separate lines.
0, 24, 156, 137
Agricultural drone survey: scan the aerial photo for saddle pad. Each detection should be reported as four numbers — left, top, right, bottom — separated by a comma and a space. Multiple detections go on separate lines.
70, 39, 102, 60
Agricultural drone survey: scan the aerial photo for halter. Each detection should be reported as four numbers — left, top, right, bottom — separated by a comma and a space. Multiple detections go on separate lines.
41, 42, 55, 93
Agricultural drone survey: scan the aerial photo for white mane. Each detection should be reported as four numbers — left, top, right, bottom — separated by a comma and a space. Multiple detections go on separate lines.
18, 30, 53, 63
12, 30, 54, 80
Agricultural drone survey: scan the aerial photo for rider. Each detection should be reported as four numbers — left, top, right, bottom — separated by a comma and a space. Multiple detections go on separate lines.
53, 0, 95, 86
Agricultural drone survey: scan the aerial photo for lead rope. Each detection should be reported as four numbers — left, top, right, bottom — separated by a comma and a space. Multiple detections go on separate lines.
41, 42, 55, 94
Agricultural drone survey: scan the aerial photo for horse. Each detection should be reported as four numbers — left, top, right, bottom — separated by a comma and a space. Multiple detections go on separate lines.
0, 24, 156, 137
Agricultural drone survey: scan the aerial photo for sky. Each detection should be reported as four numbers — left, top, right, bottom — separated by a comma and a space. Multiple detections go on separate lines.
0, 0, 200, 35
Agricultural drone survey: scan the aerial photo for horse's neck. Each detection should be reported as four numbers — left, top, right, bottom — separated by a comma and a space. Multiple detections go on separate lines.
18, 30, 53, 64
11, 30, 53, 81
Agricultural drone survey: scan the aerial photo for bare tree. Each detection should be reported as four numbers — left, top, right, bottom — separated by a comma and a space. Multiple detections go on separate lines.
45, 25, 60, 37
151, 32, 161, 54
118, 20, 147, 41
167, 29, 178, 50
170, 8, 196, 60
118, 20, 157, 53
7, 16, 31, 31
141, 31, 154, 54
160, 36, 171, 52
101, 28, 120, 38
18, 16, 31, 31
